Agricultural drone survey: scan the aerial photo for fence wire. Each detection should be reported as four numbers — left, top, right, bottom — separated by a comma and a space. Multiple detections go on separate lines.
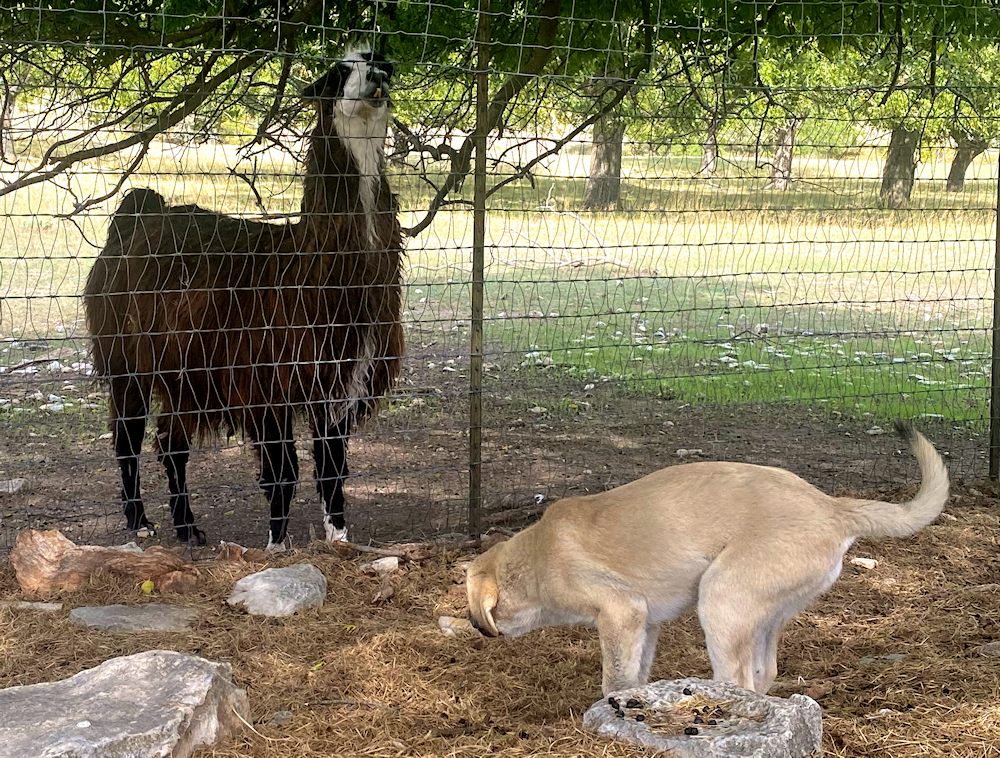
0, 1, 996, 551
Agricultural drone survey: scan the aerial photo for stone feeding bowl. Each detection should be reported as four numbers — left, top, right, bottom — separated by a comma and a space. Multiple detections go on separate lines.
583, 677, 822, 758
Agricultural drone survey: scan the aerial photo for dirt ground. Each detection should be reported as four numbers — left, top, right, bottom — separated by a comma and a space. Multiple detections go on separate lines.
1, 477, 1000, 757
0, 336, 988, 555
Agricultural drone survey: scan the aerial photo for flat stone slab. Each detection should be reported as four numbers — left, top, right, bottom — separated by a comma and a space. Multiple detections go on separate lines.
583, 678, 822, 758
227, 563, 327, 617
0, 600, 63, 612
981, 641, 1000, 657
0, 478, 26, 494
0, 649, 248, 758
69, 604, 198, 632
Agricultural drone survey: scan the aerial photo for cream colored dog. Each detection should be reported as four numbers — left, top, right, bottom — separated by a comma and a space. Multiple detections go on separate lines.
467, 422, 947, 696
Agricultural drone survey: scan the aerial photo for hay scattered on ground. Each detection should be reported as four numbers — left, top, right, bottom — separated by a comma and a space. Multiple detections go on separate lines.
2, 481, 1000, 757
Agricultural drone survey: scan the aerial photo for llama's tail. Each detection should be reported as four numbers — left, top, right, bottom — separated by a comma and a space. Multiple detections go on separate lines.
839, 421, 949, 539
102, 188, 166, 255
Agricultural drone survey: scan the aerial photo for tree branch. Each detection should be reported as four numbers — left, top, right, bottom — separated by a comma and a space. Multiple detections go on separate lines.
403, 0, 562, 237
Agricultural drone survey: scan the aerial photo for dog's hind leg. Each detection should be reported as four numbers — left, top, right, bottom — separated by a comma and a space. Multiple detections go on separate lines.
751, 617, 784, 693
637, 622, 662, 685
698, 557, 766, 691
700, 542, 846, 693
597, 596, 649, 696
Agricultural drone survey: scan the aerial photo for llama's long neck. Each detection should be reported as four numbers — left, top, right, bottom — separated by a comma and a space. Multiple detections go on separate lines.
334, 105, 390, 247
302, 102, 391, 250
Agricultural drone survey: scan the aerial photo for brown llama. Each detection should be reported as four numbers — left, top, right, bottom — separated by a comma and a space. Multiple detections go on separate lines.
83, 48, 404, 550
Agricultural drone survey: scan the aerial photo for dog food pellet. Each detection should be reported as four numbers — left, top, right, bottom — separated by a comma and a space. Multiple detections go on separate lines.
684, 726, 699, 736
615, 709, 625, 718
693, 715, 704, 724
635, 714, 645, 722
708, 719, 718, 726
626, 698, 642, 709
683, 687, 693, 696
608, 697, 619, 708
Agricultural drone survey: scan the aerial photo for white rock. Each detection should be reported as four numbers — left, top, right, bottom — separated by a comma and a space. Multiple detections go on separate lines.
0, 478, 26, 494
850, 557, 879, 570
227, 563, 327, 617
0, 650, 248, 758
111, 541, 145, 554
360, 556, 399, 574
675, 449, 703, 459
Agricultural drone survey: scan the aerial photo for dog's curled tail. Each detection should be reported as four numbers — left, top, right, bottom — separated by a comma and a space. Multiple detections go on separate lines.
842, 421, 949, 539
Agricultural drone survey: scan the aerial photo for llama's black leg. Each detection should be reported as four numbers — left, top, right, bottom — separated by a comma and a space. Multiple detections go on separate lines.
109, 376, 152, 536
254, 410, 299, 550
156, 419, 206, 547
312, 406, 351, 542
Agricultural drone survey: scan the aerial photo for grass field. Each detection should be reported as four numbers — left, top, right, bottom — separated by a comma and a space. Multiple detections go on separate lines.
0, 134, 996, 429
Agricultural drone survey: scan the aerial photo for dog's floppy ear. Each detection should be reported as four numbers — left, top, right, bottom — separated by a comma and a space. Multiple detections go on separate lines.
471, 580, 500, 637
467, 559, 501, 637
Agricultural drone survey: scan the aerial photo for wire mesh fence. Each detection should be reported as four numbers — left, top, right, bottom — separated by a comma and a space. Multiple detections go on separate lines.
0, 1, 996, 553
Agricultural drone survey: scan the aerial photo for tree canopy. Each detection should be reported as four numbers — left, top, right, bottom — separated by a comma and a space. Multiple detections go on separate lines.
2, 0, 999, 223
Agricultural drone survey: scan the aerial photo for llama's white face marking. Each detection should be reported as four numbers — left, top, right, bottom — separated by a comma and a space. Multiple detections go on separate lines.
333, 48, 392, 247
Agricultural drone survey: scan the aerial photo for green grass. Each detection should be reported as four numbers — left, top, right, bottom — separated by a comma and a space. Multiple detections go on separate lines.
1, 136, 996, 427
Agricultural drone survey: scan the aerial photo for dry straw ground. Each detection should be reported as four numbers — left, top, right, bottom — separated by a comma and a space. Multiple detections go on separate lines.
1, 479, 999, 758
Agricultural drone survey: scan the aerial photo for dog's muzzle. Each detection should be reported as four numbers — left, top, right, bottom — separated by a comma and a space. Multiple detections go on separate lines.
469, 612, 499, 637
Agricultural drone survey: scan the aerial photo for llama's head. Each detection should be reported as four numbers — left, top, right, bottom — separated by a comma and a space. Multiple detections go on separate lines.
303, 47, 394, 184
302, 48, 396, 242
302, 48, 394, 113
303, 50, 393, 141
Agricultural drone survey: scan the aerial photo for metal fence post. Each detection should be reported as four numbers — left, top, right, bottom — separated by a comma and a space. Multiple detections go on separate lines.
991, 150, 1000, 479
469, 0, 490, 533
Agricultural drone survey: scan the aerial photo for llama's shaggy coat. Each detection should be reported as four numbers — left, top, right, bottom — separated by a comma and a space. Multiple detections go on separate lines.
84, 51, 403, 548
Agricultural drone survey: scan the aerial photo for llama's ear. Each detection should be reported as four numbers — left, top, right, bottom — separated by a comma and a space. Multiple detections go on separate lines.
302, 67, 345, 100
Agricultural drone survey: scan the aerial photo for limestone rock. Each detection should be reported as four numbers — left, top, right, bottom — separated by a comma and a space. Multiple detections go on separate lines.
69, 604, 198, 632
0, 478, 26, 494
10, 529, 198, 595
981, 641, 1000, 657
0, 649, 248, 757
583, 677, 822, 758
0, 600, 63, 612
227, 563, 327, 617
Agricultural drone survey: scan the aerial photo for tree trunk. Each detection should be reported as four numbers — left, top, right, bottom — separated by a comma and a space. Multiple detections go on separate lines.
583, 111, 625, 210
768, 116, 805, 190
879, 127, 920, 209
699, 117, 721, 177
946, 131, 987, 192
0, 76, 17, 165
